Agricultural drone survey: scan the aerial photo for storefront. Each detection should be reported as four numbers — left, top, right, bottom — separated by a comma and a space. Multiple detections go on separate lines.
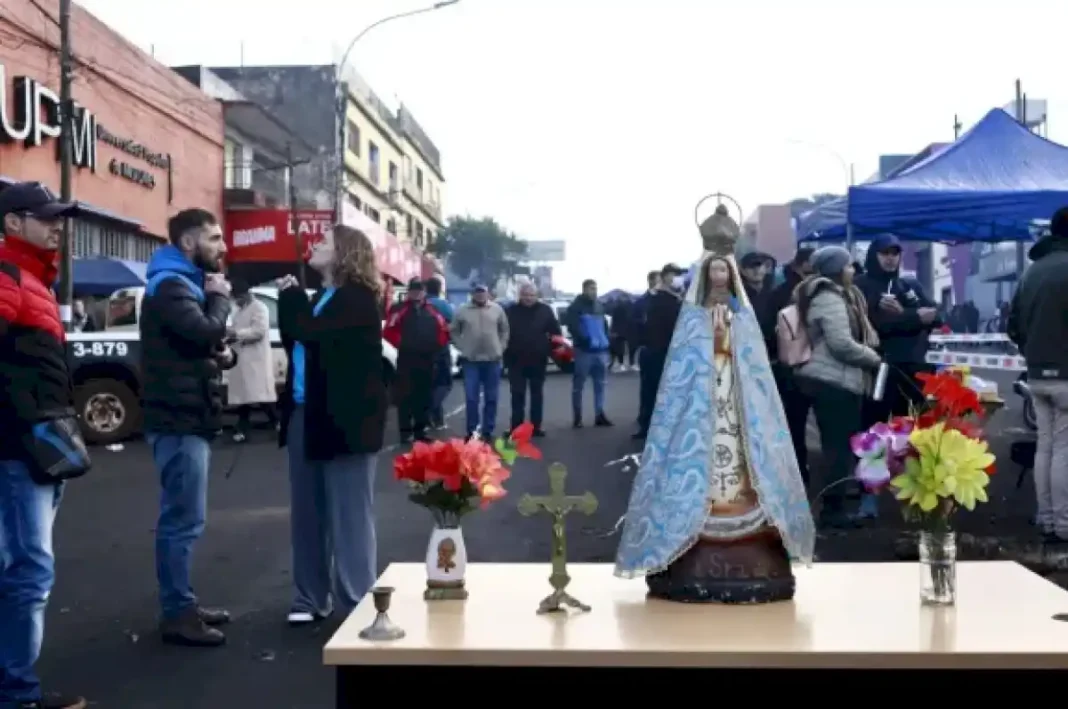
0, 3, 224, 262
224, 207, 424, 294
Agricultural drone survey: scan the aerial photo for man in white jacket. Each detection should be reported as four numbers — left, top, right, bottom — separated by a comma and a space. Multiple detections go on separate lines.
228, 280, 277, 441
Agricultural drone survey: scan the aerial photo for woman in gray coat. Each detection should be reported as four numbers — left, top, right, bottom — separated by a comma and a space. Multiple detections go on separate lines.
795, 246, 882, 527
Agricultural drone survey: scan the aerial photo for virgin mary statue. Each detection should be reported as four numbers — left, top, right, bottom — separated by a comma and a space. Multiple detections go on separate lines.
614, 204, 815, 604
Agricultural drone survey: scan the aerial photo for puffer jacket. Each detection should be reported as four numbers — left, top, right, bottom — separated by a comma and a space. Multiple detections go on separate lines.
796, 277, 881, 396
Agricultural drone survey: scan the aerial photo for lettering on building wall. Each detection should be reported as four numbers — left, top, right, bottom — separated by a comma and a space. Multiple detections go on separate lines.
234, 226, 276, 247
96, 124, 170, 170
108, 158, 155, 189
0, 65, 97, 171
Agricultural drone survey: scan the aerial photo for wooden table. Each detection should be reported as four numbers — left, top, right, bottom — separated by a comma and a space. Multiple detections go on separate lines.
325, 561, 1068, 702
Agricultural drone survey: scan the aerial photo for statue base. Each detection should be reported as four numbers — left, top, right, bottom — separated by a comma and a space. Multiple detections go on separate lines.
646, 528, 795, 604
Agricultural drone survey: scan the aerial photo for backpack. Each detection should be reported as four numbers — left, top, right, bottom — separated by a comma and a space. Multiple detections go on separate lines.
776, 304, 811, 367
400, 304, 447, 354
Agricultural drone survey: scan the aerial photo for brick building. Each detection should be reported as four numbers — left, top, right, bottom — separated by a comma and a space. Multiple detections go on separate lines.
0, 0, 223, 262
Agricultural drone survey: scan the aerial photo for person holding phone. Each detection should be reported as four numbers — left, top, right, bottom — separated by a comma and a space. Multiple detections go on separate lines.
855, 234, 941, 427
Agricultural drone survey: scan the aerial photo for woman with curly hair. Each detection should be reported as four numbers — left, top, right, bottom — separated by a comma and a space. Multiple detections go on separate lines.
277, 224, 387, 624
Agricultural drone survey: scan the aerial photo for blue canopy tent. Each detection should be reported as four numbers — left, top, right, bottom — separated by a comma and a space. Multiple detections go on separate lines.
846, 109, 1068, 242
795, 198, 849, 242
68, 258, 147, 297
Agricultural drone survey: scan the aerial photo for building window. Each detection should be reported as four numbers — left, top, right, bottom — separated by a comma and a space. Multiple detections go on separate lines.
416, 167, 423, 197
368, 142, 380, 185
426, 229, 434, 245
347, 192, 362, 212
346, 121, 361, 156
386, 218, 397, 235
388, 161, 398, 193
366, 206, 380, 223
405, 213, 413, 238
415, 220, 424, 246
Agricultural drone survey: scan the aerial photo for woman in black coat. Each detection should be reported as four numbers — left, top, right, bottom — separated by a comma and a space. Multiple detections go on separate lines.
276, 224, 387, 624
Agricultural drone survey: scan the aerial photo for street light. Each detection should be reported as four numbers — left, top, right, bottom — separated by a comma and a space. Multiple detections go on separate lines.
785, 138, 856, 253
333, 1, 460, 225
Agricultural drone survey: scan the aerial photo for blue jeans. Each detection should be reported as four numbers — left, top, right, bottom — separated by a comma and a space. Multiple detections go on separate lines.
287, 407, 378, 614
149, 434, 211, 620
0, 461, 63, 705
463, 361, 501, 437
572, 349, 608, 418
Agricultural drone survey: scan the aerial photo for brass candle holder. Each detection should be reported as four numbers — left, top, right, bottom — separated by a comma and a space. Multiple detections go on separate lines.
358, 586, 406, 641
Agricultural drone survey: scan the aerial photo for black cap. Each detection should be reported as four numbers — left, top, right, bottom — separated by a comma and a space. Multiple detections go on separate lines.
739, 251, 771, 268
661, 262, 683, 275
471, 283, 488, 293
0, 181, 77, 222
407, 278, 424, 290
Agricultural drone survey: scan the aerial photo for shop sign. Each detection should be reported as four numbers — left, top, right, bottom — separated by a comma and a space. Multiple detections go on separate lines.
0, 62, 170, 191
225, 209, 334, 262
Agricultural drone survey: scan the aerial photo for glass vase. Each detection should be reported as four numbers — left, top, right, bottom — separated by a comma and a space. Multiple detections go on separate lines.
918, 530, 957, 606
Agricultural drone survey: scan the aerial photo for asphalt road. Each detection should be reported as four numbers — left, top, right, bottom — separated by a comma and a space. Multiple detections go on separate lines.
36, 367, 1039, 707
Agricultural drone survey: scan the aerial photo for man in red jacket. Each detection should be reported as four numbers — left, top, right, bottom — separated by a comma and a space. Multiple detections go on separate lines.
0, 181, 87, 709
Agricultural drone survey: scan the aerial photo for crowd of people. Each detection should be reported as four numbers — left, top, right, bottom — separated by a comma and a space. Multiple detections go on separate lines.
3, 166, 1067, 707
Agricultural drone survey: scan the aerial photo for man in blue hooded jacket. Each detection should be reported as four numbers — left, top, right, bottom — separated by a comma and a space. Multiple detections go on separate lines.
140, 209, 237, 648
565, 279, 613, 428
854, 234, 941, 424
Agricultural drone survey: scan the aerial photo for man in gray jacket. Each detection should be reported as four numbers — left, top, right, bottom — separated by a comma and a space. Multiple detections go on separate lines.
452, 284, 509, 440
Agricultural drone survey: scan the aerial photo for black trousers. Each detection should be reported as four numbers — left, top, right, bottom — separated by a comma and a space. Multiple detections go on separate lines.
235, 403, 278, 434
397, 352, 434, 437
508, 362, 547, 429
800, 378, 863, 513
637, 348, 668, 435
773, 365, 811, 485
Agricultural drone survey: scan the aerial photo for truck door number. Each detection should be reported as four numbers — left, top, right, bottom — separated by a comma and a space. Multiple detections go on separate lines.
72, 342, 129, 358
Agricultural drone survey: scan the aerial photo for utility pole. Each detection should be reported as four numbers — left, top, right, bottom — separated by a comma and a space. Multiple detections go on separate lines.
953, 114, 962, 140
58, 0, 75, 329
1014, 79, 1027, 292
287, 143, 306, 288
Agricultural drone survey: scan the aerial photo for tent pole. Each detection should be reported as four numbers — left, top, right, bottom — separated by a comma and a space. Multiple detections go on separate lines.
845, 162, 855, 257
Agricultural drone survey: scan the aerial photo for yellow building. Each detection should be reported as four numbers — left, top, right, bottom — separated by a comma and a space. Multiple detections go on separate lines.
341, 79, 445, 250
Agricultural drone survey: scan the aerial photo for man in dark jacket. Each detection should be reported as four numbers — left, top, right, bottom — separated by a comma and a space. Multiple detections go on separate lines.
766, 247, 814, 479
140, 208, 236, 648
1009, 207, 1068, 544
565, 279, 612, 428
634, 263, 685, 440
505, 283, 561, 436
629, 270, 660, 368
855, 234, 940, 423
0, 182, 87, 709
383, 279, 448, 443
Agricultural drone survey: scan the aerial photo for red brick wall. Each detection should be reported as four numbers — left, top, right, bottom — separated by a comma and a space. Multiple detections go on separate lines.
0, 0, 223, 239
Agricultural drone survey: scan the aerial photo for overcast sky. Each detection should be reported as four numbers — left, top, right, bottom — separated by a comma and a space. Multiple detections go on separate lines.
80, 0, 1068, 291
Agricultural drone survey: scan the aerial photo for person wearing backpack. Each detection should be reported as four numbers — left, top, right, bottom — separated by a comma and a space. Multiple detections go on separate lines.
768, 247, 814, 482
384, 279, 449, 444
452, 284, 509, 440
794, 246, 882, 528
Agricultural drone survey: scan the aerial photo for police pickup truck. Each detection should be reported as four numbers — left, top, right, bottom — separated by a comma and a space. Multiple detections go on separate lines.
67, 286, 430, 445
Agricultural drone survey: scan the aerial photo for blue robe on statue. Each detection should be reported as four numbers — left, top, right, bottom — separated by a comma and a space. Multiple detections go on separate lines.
614, 296, 816, 577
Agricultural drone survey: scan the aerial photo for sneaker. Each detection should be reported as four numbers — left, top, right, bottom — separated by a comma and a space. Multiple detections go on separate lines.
287, 610, 331, 626
160, 608, 226, 647
595, 413, 613, 427
231, 432, 247, 443
19, 694, 87, 709
532, 428, 546, 438
572, 416, 583, 429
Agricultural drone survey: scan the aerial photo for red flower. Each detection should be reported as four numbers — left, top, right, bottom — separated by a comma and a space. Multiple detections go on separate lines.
916, 371, 983, 421
509, 422, 543, 460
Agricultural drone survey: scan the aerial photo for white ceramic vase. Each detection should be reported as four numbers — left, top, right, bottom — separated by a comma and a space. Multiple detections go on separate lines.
425, 526, 467, 589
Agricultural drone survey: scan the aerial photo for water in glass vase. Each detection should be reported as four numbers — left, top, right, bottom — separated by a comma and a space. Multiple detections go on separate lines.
918, 530, 957, 605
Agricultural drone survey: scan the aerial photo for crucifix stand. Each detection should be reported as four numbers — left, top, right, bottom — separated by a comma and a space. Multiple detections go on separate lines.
517, 463, 598, 614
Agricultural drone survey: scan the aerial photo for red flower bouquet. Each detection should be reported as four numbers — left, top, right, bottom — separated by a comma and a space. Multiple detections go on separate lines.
393, 423, 542, 527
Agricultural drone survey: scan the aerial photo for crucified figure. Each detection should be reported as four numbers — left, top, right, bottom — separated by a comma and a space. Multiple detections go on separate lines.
517, 463, 599, 614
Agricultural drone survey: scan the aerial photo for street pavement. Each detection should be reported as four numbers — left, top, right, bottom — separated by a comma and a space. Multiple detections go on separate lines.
37, 367, 1040, 707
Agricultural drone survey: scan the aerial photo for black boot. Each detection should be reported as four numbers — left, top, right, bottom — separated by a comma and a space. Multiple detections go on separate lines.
160, 607, 226, 647
197, 606, 231, 627
595, 413, 613, 427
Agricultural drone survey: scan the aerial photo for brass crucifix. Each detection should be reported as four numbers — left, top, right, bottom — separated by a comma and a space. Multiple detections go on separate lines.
517, 463, 598, 614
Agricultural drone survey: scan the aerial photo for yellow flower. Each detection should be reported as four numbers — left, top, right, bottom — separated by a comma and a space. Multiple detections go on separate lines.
890, 423, 994, 512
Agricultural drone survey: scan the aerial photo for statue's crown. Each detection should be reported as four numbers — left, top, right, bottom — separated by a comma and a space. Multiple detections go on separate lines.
698, 204, 739, 257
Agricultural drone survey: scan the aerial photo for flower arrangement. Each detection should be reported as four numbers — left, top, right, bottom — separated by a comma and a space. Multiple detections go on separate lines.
393, 423, 542, 528
850, 368, 996, 530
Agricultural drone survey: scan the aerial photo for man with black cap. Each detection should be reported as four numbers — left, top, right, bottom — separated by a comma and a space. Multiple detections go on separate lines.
855, 234, 940, 423
0, 181, 87, 708
633, 262, 685, 440
384, 278, 449, 443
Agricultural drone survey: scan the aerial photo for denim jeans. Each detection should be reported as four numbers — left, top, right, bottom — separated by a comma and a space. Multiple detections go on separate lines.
1030, 380, 1068, 536
0, 460, 63, 705
149, 434, 211, 620
572, 349, 608, 418
287, 407, 378, 614
462, 361, 501, 437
